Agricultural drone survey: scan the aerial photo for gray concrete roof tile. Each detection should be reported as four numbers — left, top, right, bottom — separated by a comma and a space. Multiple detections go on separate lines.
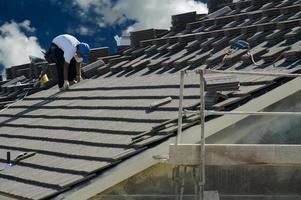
0, 177, 58, 200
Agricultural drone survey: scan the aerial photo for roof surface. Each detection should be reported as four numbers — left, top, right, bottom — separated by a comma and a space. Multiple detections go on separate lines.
1, 0, 301, 199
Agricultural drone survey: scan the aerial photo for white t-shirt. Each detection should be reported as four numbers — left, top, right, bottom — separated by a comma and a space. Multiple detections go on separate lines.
52, 34, 80, 63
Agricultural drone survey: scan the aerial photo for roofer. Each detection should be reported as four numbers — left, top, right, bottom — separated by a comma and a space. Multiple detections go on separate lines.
45, 34, 90, 91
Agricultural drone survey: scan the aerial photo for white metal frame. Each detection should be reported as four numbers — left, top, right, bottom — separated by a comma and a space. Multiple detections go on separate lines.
174, 69, 301, 200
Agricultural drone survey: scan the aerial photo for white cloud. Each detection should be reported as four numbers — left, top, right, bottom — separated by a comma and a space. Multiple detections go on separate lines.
0, 20, 44, 67
76, 25, 96, 36
73, 0, 208, 33
19, 20, 36, 33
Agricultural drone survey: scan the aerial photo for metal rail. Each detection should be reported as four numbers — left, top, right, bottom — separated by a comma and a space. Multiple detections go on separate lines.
206, 111, 301, 116
198, 70, 205, 200
176, 71, 185, 145
205, 69, 301, 78
184, 110, 301, 116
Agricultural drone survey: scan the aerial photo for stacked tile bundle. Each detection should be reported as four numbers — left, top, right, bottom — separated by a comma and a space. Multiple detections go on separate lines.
171, 12, 198, 32
0, 62, 58, 109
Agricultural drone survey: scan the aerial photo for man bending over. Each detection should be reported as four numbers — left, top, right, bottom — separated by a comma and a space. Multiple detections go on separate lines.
45, 34, 90, 91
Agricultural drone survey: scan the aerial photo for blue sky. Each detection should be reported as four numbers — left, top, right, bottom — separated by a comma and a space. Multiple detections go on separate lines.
0, 0, 207, 69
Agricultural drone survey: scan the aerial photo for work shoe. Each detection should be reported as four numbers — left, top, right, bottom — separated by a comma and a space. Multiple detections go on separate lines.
69, 80, 77, 86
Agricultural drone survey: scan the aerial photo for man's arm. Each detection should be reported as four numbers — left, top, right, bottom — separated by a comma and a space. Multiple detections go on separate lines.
76, 62, 81, 82
64, 61, 69, 80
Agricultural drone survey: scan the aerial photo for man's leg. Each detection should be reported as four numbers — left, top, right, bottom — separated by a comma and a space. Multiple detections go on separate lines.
54, 48, 65, 88
68, 58, 77, 82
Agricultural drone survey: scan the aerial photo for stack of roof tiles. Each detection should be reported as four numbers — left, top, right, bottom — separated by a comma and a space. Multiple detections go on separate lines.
0, 61, 58, 111
0, 0, 301, 199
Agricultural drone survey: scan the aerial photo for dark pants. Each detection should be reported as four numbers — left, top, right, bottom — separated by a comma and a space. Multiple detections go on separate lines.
45, 43, 76, 88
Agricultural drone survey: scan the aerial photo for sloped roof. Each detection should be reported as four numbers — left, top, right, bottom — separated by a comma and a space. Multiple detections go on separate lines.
1, 0, 301, 199
0, 75, 202, 199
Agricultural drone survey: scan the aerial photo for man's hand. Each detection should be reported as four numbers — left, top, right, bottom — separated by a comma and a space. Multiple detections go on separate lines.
76, 74, 82, 82
63, 80, 69, 90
